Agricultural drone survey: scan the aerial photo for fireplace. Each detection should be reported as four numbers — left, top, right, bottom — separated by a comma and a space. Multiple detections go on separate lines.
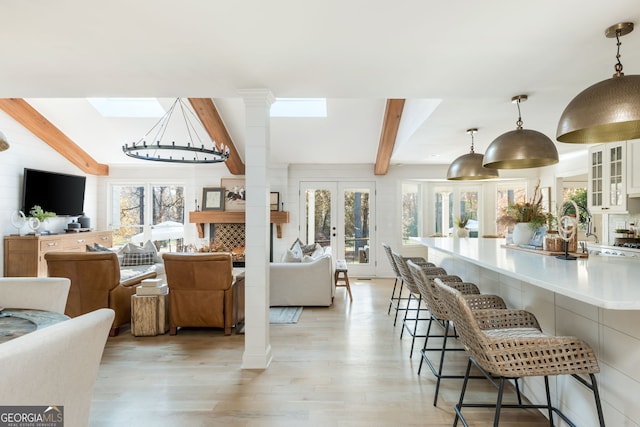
210, 223, 246, 266
189, 210, 290, 265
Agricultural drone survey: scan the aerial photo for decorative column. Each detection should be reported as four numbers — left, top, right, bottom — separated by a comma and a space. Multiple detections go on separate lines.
239, 89, 274, 369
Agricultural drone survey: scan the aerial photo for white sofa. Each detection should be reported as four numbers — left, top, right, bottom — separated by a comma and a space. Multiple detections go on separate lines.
0, 277, 70, 313
0, 308, 114, 427
270, 253, 334, 306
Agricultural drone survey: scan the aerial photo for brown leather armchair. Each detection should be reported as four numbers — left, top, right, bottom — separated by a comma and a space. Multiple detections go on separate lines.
45, 251, 157, 336
162, 252, 244, 335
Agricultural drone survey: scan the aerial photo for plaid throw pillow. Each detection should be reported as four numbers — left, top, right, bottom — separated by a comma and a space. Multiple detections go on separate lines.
121, 252, 155, 266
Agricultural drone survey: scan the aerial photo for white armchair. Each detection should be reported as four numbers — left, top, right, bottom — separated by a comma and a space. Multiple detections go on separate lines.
0, 277, 71, 313
0, 308, 114, 427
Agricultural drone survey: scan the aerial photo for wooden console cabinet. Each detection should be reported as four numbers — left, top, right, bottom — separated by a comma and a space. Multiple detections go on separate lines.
4, 231, 113, 277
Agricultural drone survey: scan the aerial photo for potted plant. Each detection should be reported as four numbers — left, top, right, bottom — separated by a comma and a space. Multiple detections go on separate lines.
29, 205, 56, 232
497, 183, 547, 245
454, 214, 470, 237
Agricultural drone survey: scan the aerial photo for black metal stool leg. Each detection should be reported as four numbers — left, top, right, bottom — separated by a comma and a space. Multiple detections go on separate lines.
387, 277, 398, 314
493, 377, 506, 427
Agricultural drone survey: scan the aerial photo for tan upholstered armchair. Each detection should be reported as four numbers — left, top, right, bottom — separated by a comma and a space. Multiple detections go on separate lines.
162, 252, 244, 336
45, 251, 157, 336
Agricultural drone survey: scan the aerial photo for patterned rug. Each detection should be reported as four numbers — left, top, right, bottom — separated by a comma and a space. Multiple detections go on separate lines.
269, 306, 303, 324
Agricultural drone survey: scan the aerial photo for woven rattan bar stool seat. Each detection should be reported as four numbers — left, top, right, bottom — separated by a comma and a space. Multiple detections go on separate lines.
408, 261, 507, 406
434, 278, 605, 427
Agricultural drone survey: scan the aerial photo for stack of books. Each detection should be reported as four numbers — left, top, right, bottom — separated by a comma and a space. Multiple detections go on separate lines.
136, 278, 168, 296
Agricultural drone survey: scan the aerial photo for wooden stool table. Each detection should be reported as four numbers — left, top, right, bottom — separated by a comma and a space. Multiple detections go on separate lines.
334, 259, 353, 301
131, 294, 169, 337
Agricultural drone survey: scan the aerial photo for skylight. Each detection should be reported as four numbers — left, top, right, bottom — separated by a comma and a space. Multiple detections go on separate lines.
270, 98, 327, 118
88, 98, 166, 118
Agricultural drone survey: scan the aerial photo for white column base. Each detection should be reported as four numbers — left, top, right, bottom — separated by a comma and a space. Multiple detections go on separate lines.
241, 345, 273, 369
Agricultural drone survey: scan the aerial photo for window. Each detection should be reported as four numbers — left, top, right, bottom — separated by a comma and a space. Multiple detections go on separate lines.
110, 184, 185, 251
434, 188, 453, 236
402, 182, 422, 244
496, 182, 526, 237
459, 188, 479, 237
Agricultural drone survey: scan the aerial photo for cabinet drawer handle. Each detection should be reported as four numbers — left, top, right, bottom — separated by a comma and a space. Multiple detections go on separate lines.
100, 237, 108, 241
76, 239, 85, 243
47, 242, 57, 247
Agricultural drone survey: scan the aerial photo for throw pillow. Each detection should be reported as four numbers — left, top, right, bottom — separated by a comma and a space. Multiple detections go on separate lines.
291, 238, 317, 255
301, 255, 315, 263
282, 249, 302, 262
94, 243, 112, 252
121, 252, 156, 267
310, 244, 325, 259
119, 240, 161, 263
282, 240, 303, 262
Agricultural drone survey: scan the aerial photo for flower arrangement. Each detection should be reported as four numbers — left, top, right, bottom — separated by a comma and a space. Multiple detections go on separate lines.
454, 214, 470, 229
29, 205, 56, 222
497, 183, 551, 230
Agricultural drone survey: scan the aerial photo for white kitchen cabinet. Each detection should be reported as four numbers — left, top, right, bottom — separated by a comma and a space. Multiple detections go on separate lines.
626, 139, 640, 197
588, 142, 627, 213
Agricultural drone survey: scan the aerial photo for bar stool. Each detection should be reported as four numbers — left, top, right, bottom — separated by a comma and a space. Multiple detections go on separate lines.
393, 252, 461, 358
434, 278, 605, 427
382, 243, 434, 325
408, 262, 507, 406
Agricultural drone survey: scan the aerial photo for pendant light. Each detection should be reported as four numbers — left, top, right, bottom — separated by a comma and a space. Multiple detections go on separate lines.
557, 22, 640, 143
483, 95, 559, 169
0, 130, 9, 152
446, 128, 499, 180
122, 98, 229, 164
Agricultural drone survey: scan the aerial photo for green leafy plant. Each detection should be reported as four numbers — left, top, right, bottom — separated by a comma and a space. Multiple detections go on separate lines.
454, 214, 469, 229
497, 182, 548, 230
29, 205, 56, 222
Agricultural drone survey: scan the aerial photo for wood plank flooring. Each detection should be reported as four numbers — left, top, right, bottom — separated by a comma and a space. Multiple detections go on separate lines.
90, 278, 548, 426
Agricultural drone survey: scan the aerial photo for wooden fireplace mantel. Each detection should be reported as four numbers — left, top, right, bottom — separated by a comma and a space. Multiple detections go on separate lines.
189, 211, 290, 239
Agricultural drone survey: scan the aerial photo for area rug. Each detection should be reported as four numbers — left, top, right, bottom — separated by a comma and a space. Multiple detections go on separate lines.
269, 306, 303, 324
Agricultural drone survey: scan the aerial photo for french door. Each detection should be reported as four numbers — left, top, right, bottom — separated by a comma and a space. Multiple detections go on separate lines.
300, 181, 376, 277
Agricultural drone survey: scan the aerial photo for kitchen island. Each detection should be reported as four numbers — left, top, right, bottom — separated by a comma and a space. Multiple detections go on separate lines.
413, 237, 640, 427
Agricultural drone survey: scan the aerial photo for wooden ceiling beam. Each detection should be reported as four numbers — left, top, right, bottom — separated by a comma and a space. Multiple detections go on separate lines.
374, 99, 405, 176
0, 98, 109, 175
188, 98, 245, 175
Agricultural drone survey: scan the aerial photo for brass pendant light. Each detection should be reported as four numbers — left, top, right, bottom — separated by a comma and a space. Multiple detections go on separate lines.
447, 128, 499, 180
0, 130, 9, 152
483, 95, 559, 169
557, 22, 640, 143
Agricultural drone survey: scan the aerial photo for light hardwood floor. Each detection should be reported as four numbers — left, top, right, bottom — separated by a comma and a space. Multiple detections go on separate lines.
90, 278, 548, 426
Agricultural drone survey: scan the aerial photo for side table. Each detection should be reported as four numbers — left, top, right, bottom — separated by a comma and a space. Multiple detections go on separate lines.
131, 294, 169, 337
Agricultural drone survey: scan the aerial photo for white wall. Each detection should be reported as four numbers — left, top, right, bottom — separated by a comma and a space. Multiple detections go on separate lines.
0, 111, 99, 274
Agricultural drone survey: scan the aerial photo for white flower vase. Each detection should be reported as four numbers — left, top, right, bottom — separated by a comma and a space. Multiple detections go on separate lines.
512, 222, 534, 246
456, 227, 469, 238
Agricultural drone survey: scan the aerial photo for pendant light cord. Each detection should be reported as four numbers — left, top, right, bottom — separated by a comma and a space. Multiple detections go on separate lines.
515, 98, 523, 130
468, 129, 476, 153
614, 29, 624, 76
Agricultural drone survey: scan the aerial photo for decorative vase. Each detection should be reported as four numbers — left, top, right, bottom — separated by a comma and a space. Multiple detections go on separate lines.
456, 227, 469, 238
512, 222, 534, 246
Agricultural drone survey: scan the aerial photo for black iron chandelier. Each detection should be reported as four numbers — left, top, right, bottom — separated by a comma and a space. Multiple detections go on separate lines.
122, 98, 230, 164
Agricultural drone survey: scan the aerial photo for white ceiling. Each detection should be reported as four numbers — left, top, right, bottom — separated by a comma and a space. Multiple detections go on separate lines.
2, 1, 640, 169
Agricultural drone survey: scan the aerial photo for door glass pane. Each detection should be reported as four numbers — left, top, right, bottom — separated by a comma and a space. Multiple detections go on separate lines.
434, 190, 453, 236
304, 189, 332, 247
460, 190, 479, 237
150, 185, 185, 252
111, 185, 144, 247
402, 182, 420, 244
496, 184, 526, 237
343, 187, 370, 265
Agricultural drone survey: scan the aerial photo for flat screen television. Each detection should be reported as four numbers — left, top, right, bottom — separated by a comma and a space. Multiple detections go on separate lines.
22, 168, 86, 216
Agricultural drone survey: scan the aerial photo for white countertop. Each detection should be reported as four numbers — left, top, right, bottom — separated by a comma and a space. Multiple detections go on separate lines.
413, 237, 640, 310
